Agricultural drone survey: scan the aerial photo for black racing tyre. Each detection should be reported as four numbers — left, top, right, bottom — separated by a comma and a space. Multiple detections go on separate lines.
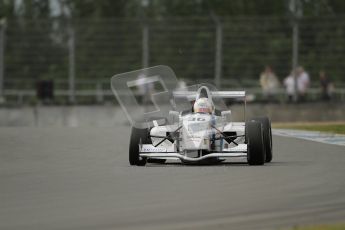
129, 126, 149, 166
246, 121, 265, 165
252, 117, 273, 162
147, 159, 167, 164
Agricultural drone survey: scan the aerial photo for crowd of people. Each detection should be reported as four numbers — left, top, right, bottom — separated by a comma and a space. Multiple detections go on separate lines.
259, 65, 334, 103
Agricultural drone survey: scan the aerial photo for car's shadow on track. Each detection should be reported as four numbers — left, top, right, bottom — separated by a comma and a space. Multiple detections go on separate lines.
144, 162, 255, 167
142, 160, 310, 167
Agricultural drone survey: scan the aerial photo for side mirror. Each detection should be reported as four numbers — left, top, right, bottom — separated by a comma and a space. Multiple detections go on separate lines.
221, 110, 231, 122
168, 111, 180, 124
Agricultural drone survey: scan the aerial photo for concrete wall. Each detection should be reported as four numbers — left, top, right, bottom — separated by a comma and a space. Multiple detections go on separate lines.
0, 103, 344, 127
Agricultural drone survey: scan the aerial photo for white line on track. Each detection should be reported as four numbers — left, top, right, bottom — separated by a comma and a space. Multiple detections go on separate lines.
273, 129, 345, 146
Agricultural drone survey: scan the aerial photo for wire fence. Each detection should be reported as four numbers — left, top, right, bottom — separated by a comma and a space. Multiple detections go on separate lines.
0, 16, 345, 104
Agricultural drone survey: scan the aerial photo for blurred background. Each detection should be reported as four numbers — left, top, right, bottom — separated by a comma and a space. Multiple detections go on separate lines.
0, 0, 344, 126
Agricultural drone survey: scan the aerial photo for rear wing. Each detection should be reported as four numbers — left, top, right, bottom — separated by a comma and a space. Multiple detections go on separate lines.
173, 91, 246, 100
173, 90, 247, 120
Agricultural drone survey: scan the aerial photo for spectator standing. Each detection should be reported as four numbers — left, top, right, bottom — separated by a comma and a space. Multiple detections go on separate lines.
296, 66, 310, 102
283, 72, 295, 102
259, 66, 280, 102
177, 79, 187, 90
137, 73, 154, 106
319, 71, 333, 101
36, 77, 54, 104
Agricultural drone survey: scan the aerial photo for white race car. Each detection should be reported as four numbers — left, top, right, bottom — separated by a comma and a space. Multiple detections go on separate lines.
128, 85, 272, 166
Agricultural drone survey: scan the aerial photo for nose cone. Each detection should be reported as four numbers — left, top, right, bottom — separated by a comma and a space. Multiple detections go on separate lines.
182, 114, 211, 150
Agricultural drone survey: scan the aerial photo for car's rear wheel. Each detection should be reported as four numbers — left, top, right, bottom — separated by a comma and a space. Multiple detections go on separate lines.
129, 126, 149, 166
246, 121, 265, 165
252, 117, 273, 162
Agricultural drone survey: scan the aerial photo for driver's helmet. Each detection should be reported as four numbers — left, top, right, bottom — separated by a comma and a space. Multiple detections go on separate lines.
193, 97, 214, 114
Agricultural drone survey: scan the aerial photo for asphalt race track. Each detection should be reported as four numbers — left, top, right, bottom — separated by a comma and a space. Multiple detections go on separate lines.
1, 126, 345, 230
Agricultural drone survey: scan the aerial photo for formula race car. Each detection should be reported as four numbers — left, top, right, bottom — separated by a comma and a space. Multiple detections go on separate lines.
129, 86, 272, 166
111, 66, 272, 166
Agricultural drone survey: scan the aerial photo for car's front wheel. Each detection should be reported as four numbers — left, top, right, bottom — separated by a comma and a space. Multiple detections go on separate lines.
252, 117, 273, 162
129, 126, 149, 166
246, 121, 265, 165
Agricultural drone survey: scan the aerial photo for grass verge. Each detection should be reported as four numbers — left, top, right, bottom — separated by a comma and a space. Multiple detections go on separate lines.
272, 122, 345, 135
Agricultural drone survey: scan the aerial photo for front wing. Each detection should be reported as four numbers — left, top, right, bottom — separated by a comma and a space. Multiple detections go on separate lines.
139, 144, 247, 162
